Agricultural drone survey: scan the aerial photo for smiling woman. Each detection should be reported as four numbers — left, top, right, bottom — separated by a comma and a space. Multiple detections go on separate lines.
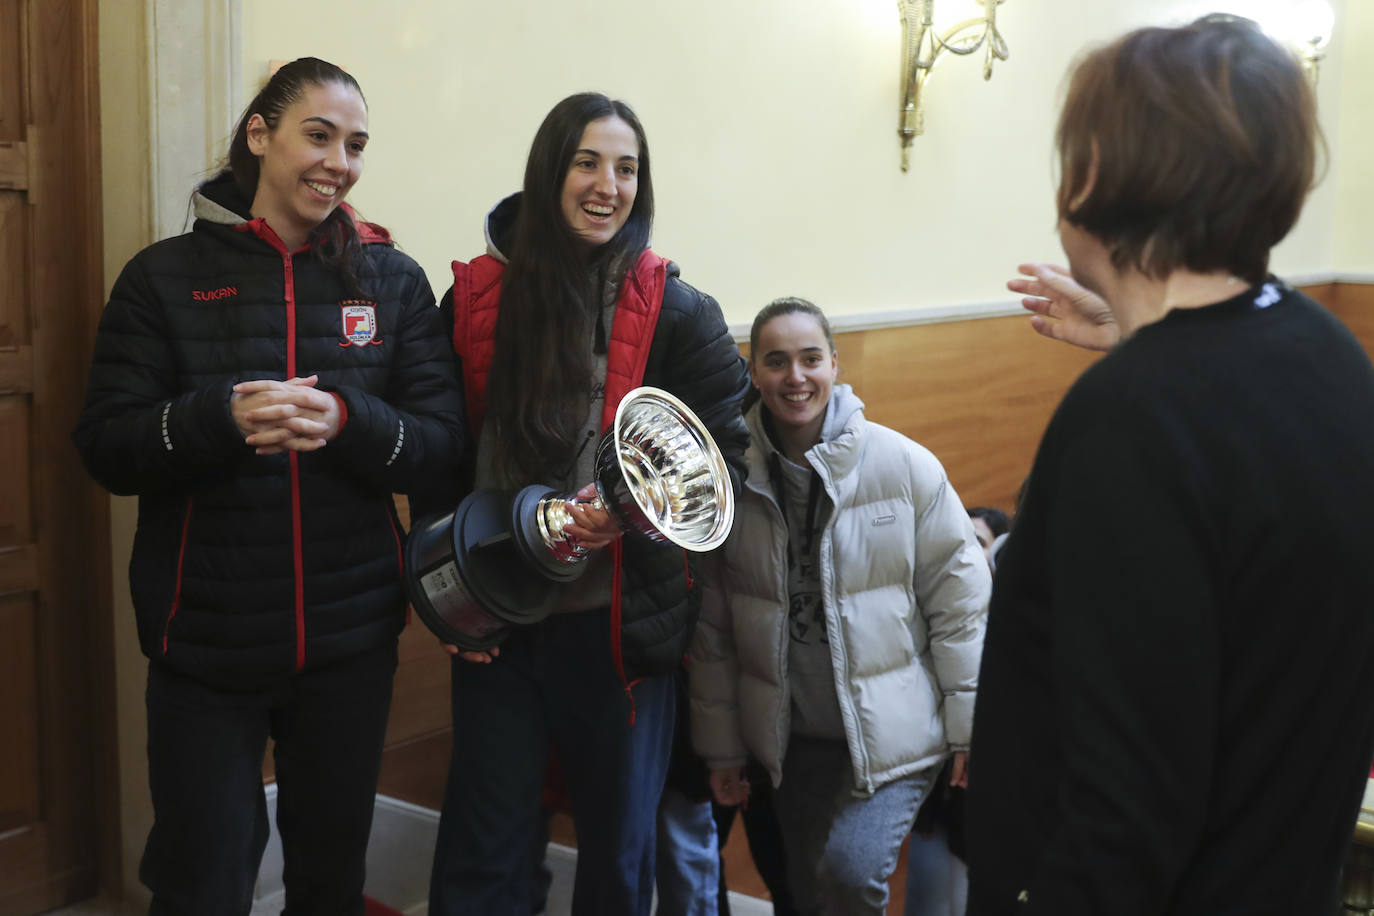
690, 295, 990, 916
559, 115, 639, 250
245, 79, 369, 251
417, 92, 752, 916
71, 57, 464, 915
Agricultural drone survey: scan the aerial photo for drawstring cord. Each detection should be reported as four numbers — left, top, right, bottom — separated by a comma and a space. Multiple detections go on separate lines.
767, 452, 823, 571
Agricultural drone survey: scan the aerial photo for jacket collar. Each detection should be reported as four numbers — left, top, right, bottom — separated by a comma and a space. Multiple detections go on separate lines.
191, 170, 393, 250
744, 383, 866, 496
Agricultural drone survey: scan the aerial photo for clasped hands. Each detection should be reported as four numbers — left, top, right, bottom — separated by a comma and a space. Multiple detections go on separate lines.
231, 375, 342, 455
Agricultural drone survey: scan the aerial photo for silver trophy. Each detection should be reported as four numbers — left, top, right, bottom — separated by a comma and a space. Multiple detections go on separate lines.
404, 387, 734, 650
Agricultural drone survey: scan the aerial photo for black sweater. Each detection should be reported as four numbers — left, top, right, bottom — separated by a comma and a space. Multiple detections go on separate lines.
968, 281, 1374, 914
73, 176, 464, 688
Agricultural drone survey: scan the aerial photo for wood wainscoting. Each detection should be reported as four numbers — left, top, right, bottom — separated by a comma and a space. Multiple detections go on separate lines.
366, 280, 1373, 896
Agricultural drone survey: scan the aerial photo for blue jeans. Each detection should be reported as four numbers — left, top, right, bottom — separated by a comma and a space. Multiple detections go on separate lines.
773, 737, 936, 916
656, 786, 720, 916
904, 825, 968, 916
428, 610, 676, 916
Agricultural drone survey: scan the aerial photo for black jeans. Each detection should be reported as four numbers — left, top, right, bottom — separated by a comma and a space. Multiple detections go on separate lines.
141, 642, 397, 916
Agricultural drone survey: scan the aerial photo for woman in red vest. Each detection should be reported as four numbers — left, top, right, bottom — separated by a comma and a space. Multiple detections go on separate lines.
424, 93, 750, 916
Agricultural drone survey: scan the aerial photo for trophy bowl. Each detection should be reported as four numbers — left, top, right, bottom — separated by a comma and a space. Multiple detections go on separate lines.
594, 386, 734, 552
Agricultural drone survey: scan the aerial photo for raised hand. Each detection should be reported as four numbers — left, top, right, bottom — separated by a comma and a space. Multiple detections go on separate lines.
1009, 263, 1119, 352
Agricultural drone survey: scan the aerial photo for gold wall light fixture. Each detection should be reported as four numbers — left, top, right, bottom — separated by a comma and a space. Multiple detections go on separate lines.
1250, 0, 1335, 83
897, 0, 1009, 171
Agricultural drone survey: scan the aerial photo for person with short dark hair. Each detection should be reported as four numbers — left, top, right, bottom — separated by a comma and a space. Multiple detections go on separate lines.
965, 506, 1009, 572
968, 15, 1374, 914
72, 59, 464, 914
967, 507, 1008, 539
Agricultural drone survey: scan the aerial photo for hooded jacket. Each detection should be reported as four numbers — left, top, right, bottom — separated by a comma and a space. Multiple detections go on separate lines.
431, 193, 750, 680
689, 385, 989, 792
73, 173, 464, 689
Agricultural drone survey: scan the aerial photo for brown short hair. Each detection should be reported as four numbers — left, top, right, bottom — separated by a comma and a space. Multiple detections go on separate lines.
1056, 15, 1321, 285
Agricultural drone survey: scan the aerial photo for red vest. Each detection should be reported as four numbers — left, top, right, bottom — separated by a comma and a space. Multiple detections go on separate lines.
449, 249, 669, 438
448, 249, 672, 700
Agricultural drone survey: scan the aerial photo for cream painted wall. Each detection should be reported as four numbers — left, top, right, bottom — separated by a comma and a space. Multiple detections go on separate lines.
237, 0, 1355, 324
98, 0, 155, 904
1332, 1, 1374, 274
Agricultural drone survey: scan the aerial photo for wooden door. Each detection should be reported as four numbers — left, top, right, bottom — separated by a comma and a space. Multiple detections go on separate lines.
0, 0, 116, 910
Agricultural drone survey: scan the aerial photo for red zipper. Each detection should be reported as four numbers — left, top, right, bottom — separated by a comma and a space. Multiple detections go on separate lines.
162, 498, 195, 653
282, 252, 307, 671
236, 220, 310, 671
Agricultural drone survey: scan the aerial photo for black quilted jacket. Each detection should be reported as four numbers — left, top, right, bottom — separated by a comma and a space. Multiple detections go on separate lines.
617, 271, 751, 677
73, 174, 464, 689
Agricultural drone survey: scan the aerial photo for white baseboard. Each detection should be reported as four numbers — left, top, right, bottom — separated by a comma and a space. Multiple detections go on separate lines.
255, 788, 772, 915
254, 788, 443, 911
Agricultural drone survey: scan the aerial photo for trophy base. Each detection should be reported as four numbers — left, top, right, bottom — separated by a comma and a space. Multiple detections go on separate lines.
404, 490, 560, 651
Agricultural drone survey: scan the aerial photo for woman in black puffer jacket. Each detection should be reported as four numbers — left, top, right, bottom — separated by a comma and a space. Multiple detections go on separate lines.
73, 58, 463, 916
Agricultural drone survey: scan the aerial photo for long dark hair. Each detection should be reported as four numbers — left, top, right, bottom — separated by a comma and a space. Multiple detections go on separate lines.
486, 93, 655, 484
218, 57, 370, 293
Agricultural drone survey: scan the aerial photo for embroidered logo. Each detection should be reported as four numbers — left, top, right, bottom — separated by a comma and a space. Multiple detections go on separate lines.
192, 286, 237, 301
339, 300, 383, 347
1253, 283, 1281, 309
872, 514, 897, 527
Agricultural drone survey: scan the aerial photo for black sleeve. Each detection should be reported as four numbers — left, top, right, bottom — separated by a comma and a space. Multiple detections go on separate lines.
72, 254, 249, 496
402, 285, 469, 523
650, 277, 750, 496
321, 267, 466, 502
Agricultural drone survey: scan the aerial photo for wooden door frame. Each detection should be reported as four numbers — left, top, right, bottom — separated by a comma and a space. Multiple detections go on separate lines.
35, 0, 120, 906
10, 0, 121, 906
0, 0, 119, 909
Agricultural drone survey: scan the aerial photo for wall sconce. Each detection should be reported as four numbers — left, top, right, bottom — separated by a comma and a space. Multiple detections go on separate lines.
897, 0, 1009, 171
1252, 0, 1335, 82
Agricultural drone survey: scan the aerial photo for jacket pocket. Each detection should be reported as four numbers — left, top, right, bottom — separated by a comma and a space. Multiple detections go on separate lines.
161, 498, 195, 653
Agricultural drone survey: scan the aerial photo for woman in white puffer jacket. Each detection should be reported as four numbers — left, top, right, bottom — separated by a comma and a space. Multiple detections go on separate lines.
689, 297, 990, 915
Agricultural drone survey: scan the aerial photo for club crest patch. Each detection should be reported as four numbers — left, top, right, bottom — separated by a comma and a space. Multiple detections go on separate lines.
339, 301, 383, 347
